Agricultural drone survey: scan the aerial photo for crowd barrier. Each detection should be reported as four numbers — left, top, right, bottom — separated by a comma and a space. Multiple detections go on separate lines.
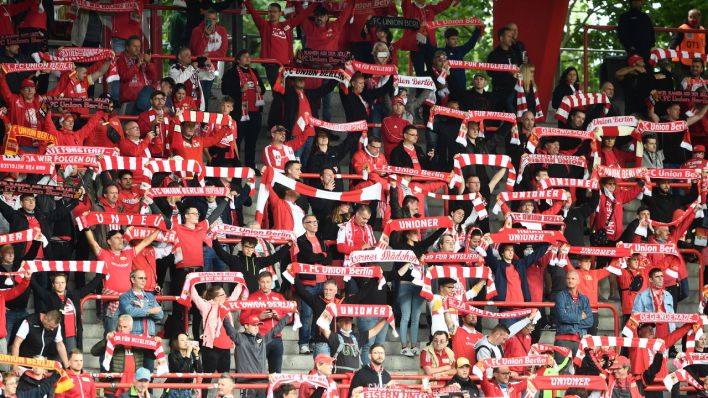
582, 25, 708, 92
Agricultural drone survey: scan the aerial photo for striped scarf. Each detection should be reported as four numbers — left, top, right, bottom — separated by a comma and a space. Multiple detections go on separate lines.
515, 79, 544, 123
555, 93, 610, 124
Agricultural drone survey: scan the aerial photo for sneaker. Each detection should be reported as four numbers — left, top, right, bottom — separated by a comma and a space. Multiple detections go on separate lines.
402, 347, 414, 358
411, 346, 420, 355
299, 345, 311, 354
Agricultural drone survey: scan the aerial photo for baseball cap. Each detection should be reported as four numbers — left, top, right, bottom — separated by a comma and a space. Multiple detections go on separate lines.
20, 78, 36, 88
314, 354, 335, 365
694, 145, 705, 153
240, 314, 263, 325
135, 367, 151, 381
456, 357, 471, 368
609, 355, 630, 369
627, 54, 643, 66
473, 73, 486, 80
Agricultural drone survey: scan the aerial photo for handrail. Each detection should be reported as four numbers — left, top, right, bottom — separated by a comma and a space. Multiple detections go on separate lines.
80, 294, 187, 336
467, 301, 620, 336
582, 24, 708, 92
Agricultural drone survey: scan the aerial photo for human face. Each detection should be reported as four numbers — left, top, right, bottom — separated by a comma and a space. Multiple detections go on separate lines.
441, 236, 455, 253
441, 283, 455, 297
406, 199, 419, 215
284, 389, 298, 398
177, 334, 190, 351
638, 325, 655, 338
68, 353, 83, 372
124, 122, 141, 140
500, 30, 514, 47
603, 136, 616, 148
212, 288, 227, 304
303, 216, 319, 234
117, 319, 132, 333
272, 129, 286, 144
601, 82, 615, 98
667, 104, 681, 120
570, 111, 585, 128
352, 77, 365, 94
628, 256, 639, 270
445, 35, 459, 48
104, 186, 119, 205
565, 70, 577, 85
494, 367, 512, 383
160, 81, 173, 96
52, 275, 67, 294
21, 85, 35, 100
520, 201, 534, 214
126, 39, 141, 57
501, 246, 515, 261
654, 226, 669, 240
316, 360, 333, 375
369, 346, 386, 366
603, 179, 617, 193
75, 67, 88, 81
132, 270, 147, 290
2, 376, 17, 395
151, 94, 166, 110
2, 249, 14, 264
337, 318, 353, 332
691, 61, 704, 77
178, 49, 192, 66
5, 44, 19, 57
238, 52, 251, 67
579, 259, 592, 271
320, 169, 335, 187
182, 122, 197, 138
316, 134, 329, 147
315, 13, 328, 26
466, 176, 481, 193
434, 53, 447, 69
521, 112, 534, 131
255, 276, 272, 295
267, 5, 282, 23
651, 272, 664, 289
21, 196, 36, 212
644, 138, 657, 153
134, 380, 149, 394
451, 209, 465, 224
432, 334, 448, 351
658, 181, 670, 193
120, 174, 133, 190
354, 210, 371, 227
184, 208, 200, 224
174, 88, 186, 102
612, 366, 629, 379
473, 75, 486, 90
242, 241, 256, 257
566, 272, 579, 289
545, 141, 560, 155
41, 317, 59, 332
218, 378, 234, 396
60, 114, 75, 131
287, 163, 302, 180
404, 128, 418, 145
469, 235, 481, 249
698, 333, 707, 349
244, 322, 260, 335
463, 313, 477, 326
323, 283, 337, 301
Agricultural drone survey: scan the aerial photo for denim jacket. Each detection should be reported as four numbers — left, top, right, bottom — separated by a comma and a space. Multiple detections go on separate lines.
118, 289, 164, 336
632, 288, 676, 333
554, 289, 593, 336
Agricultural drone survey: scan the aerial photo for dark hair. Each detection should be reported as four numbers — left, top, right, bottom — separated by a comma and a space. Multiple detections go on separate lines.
319, 167, 335, 177
649, 267, 663, 278
273, 383, 298, 398
258, 271, 273, 280
68, 348, 83, 358
355, 204, 372, 215
236, 49, 249, 60
565, 389, 588, 398
402, 195, 419, 210
284, 160, 301, 175
350, 71, 365, 83
222, 95, 235, 105
126, 35, 141, 47
636, 205, 650, 214
432, 330, 449, 340
642, 132, 657, 145
242, 237, 258, 247
106, 230, 123, 241
403, 124, 418, 135
173, 83, 187, 93
160, 77, 175, 88
118, 170, 133, 179
368, 136, 382, 145
369, 343, 385, 353
150, 90, 166, 100
205, 285, 225, 300
50, 273, 67, 284
444, 28, 459, 39
497, 26, 513, 39
558, 66, 580, 87
103, 183, 120, 195
268, 2, 281, 11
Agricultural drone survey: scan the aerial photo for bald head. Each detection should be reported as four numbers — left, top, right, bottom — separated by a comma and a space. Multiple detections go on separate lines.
125, 121, 140, 140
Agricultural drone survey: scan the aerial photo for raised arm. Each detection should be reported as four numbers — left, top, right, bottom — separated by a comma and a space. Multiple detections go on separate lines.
84, 228, 102, 257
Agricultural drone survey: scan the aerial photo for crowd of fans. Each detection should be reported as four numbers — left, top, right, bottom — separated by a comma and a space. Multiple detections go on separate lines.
0, 0, 707, 397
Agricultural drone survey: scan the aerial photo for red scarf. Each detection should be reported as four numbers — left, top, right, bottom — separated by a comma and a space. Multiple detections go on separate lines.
237, 66, 260, 120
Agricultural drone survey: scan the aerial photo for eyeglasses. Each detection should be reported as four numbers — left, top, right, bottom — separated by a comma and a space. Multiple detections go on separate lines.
153, 97, 166, 102
243, 245, 256, 249
368, 145, 382, 150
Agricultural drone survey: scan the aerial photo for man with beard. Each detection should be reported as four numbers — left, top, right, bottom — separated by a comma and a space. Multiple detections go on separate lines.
348, 344, 393, 396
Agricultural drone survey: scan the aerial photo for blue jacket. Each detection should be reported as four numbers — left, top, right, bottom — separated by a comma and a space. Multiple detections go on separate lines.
119, 289, 164, 336
486, 244, 549, 302
632, 288, 675, 333
554, 289, 593, 336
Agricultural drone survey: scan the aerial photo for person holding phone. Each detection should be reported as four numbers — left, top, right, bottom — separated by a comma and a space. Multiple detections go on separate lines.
166, 334, 203, 398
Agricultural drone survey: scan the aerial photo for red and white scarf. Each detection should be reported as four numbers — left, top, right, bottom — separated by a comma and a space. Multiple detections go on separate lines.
374, 165, 451, 182
203, 166, 256, 196
349, 60, 397, 76
453, 154, 516, 192
492, 190, 567, 215
237, 66, 262, 121
526, 127, 595, 153
210, 223, 296, 242
420, 265, 496, 300
650, 48, 708, 65
346, 249, 419, 267
21, 154, 99, 168
176, 272, 248, 306
490, 228, 566, 244
587, 116, 638, 132
593, 165, 646, 180
223, 300, 301, 330
308, 116, 368, 133
393, 75, 436, 106
103, 333, 167, 375
507, 212, 565, 228
96, 156, 151, 176
423, 252, 484, 264
0, 160, 52, 175
73, 0, 139, 12
574, 336, 666, 366
447, 60, 519, 73
75, 212, 167, 231
283, 262, 385, 289
316, 303, 397, 337
20, 260, 105, 274
1, 62, 74, 74
382, 216, 452, 236
465, 110, 518, 143
0, 180, 82, 199
46, 145, 118, 157
445, 298, 534, 319
636, 120, 692, 151
38, 48, 113, 63
143, 159, 204, 186
515, 79, 544, 123
359, 389, 430, 398
473, 355, 553, 379
0, 229, 47, 247
623, 312, 700, 338
426, 17, 484, 29
526, 376, 609, 397
663, 369, 705, 392
426, 105, 468, 129
518, 154, 587, 183
386, 175, 483, 217
267, 374, 336, 398
124, 227, 178, 243
555, 93, 610, 124
282, 67, 350, 86
539, 178, 600, 191
146, 186, 228, 198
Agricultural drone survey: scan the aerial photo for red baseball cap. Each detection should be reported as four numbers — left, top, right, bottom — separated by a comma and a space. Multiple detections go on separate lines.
314, 354, 335, 365
694, 145, 705, 153
609, 355, 630, 369
240, 314, 263, 325
627, 54, 643, 66
20, 78, 36, 88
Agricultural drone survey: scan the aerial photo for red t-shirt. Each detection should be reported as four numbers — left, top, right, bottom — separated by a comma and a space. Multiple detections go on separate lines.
132, 246, 157, 292
575, 268, 611, 308
58, 293, 77, 338
248, 290, 288, 338
403, 145, 421, 170
420, 348, 454, 368
451, 326, 482, 364
99, 248, 136, 293
505, 264, 524, 303
174, 221, 208, 268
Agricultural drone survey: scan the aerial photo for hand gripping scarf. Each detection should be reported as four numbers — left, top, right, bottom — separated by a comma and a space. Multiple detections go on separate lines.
685, 316, 708, 353
526, 127, 595, 153
555, 93, 611, 124
518, 154, 587, 183
75, 212, 167, 231
650, 48, 708, 65
515, 79, 544, 123
283, 262, 386, 289
492, 190, 568, 215
420, 265, 497, 301
103, 333, 168, 374
452, 153, 516, 192
316, 303, 398, 337
176, 272, 248, 306
267, 374, 337, 398
623, 312, 700, 338
574, 336, 666, 366
473, 355, 553, 379
0, 354, 73, 393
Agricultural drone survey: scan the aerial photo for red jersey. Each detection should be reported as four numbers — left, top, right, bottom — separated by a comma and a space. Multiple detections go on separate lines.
243, 0, 313, 65
300, 0, 354, 51
246, 290, 289, 338
118, 188, 141, 214
0, 2, 31, 35
173, 220, 208, 269
480, 378, 527, 398
57, 293, 77, 338
190, 22, 229, 58
116, 52, 158, 103
17, 0, 47, 30
132, 246, 157, 292
46, 61, 104, 115
55, 369, 96, 398
111, 0, 142, 39
137, 109, 172, 157
382, 115, 405, 160
351, 148, 389, 190
502, 333, 532, 374
505, 265, 524, 303
451, 326, 482, 364
263, 144, 296, 171
0, 77, 43, 149
397, 0, 452, 51
99, 247, 137, 293
170, 130, 228, 164
420, 348, 454, 368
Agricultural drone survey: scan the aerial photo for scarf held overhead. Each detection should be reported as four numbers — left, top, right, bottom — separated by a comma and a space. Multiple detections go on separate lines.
176, 272, 249, 306
102, 333, 168, 375
316, 303, 398, 337
75, 212, 167, 231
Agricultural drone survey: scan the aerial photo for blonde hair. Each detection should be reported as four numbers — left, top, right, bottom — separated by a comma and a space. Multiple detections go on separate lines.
520, 64, 536, 92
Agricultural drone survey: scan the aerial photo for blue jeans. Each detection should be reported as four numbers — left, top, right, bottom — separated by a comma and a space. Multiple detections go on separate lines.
267, 339, 283, 373
295, 136, 314, 169
6, 310, 28, 343
200, 80, 214, 110
203, 246, 228, 272
321, 91, 332, 122
313, 342, 331, 357
298, 283, 323, 345
358, 316, 389, 365
369, 102, 386, 139
398, 282, 424, 346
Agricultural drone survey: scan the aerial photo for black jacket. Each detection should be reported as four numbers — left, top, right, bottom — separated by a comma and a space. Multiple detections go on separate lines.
213, 240, 291, 292
486, 46, 521, 99
552, 83, 578, 110
222, 65, 267, 116
348, 364, 392, 397
30, 273, 103, 350
617, 8, 655, 60
389, 142, 431, 171
642, 185, 698, 223
168, 350, 203, 384
445, 374, 483, 397
16, 372, 60, 398
296, 233, 331, 283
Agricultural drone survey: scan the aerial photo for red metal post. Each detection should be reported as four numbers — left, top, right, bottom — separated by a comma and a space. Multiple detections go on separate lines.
150, 3, 163, 74
583, 24, 589, 93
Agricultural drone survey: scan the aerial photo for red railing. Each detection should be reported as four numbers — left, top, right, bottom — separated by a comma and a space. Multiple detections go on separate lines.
468, 300, 621, 336
80, 294, 188, 336
582, 25, 708, 92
